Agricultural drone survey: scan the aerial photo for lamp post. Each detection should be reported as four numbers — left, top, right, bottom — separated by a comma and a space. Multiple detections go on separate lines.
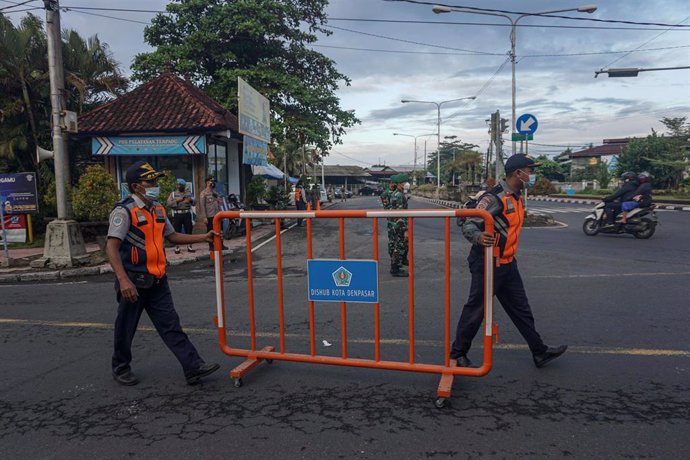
393, 132, 436, 185
595, 66, 690, 78
433, 4, 597, 155
401, 96, 475, 191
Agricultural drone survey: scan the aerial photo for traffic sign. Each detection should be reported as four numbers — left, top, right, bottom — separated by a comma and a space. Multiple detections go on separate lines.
307, 259, 379, 303
511, 133, 533, 141
516, 113, 538, 135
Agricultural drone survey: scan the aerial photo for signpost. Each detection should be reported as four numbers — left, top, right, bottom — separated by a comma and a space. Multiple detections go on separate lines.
238, 77, 271, 166
307, 259, 379, 303
92, 135, 206, 155
516, 113, 538, 154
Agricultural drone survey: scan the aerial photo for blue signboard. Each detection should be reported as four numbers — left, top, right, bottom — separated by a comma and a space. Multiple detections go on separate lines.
307, 259, 379, 303
92, 135, 206, 156
516, 113, 538, 135
242, 135, 268, 166
0, 173, 39, 214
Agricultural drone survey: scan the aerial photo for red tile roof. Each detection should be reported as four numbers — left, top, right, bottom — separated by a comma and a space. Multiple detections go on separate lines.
78, 73, 239, 135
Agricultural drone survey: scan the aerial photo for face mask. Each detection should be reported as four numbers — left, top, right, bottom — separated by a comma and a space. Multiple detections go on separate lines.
144, 186, 160, 199
519, 170, 536, 188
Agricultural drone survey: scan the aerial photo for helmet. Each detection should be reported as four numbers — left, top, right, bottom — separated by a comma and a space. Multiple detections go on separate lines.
638, 171, 651, 180
620, 171, 636, 181
176, 178, 186, 185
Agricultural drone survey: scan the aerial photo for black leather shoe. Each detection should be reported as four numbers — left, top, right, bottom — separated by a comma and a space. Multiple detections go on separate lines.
402, 259, 409, 266
186, 362, 220, 385
113, 370, 140, 386
456, 355, 478, 368
390, 269, 408, 277
533, 345, 568, 368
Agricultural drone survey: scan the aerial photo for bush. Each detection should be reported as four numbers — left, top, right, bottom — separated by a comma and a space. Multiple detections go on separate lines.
72, 165, 119, 221
157, 170, 177, 207
266, 185, 289, 210
246, 176, 267, 207
530, 178, 557, 195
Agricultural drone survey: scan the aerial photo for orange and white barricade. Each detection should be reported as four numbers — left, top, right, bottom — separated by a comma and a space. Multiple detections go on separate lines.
212, 208, 497, 408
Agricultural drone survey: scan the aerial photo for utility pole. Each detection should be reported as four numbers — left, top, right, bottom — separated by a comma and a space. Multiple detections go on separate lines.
34, 0, 87, 268
492, 110, 505, 180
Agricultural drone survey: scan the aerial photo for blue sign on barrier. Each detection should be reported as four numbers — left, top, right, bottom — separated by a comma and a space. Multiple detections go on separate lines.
307, 259, 379, 303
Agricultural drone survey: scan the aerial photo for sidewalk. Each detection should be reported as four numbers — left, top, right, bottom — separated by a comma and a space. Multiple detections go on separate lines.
0, 223, 277, 283
528, 195, 690, 211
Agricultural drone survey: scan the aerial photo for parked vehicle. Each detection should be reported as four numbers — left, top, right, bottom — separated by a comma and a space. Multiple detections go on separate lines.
582, 202, 658, 239
358, 186, 383, 196
223, 194, 247, 239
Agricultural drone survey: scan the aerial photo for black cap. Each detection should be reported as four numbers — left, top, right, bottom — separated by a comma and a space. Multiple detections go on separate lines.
504, 154, 542, 174
206, 176, 216, 183
125, 161, 164, 184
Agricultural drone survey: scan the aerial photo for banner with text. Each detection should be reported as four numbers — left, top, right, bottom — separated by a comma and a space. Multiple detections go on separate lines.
238, 77, 271, 143
92, 135, 206, 156
242, 135, 269, 166
0, 173, 39, 214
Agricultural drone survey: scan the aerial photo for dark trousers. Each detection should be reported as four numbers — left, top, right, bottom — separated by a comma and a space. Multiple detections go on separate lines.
112, 276, 203, 377
172, 211, 193, 235
206, 219, 215, 250
604, 202, 622, 224
451, 259, 547, 357
296, 201, 306, 226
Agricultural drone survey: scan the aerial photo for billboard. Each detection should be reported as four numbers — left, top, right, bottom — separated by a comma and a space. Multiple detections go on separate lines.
0, 172, 39, 214
0, 214, 27, 243
242, 135, 268, 166
238, 77, 271, 143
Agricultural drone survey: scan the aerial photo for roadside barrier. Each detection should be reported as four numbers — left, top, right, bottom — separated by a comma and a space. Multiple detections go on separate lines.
212, 208, 497, 408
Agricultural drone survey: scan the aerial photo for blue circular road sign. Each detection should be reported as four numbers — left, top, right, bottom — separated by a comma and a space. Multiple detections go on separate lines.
516, 113, 538, 135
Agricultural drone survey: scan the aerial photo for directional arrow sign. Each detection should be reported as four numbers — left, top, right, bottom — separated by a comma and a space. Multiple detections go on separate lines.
516, 113, 538, 135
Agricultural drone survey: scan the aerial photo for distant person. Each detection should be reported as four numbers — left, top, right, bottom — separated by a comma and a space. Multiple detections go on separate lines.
602, 172, 639, 226
294, 180, 307, 226
619, 172, 653, 224
167, 178, 195, 254
106, 161, 220, 386
452, 154, 567, 369
200, 177, 226, 251
310, 184, 319, 210
340, 186, 346, 202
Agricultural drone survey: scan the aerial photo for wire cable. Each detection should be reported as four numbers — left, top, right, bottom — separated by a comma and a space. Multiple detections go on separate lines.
0, 0, 37, 10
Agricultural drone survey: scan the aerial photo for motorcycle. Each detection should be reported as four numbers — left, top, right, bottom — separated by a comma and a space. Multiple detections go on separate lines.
223, 194, 247, 239
582, 202, 658, 239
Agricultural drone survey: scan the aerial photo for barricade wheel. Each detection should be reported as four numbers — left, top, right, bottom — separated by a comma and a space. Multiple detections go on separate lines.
434, 397, 449, 409
233, 378, 243, 388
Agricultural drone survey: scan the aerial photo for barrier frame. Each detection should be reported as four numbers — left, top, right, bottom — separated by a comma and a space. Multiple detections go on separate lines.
212, 208, 497, 408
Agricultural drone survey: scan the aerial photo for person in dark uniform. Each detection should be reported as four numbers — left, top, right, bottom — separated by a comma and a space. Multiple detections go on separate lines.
294, 180, 307, 226
452, 154, 567, 369
106, 161, 220, 386
602, 172, 638, 225
166, 178, 195, 254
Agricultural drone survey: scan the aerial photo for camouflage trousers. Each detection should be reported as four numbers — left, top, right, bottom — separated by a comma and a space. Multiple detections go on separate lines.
387, 219, 408, 270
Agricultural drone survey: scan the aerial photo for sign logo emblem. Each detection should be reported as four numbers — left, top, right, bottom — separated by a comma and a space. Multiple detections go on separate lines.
332, 266, 353, 287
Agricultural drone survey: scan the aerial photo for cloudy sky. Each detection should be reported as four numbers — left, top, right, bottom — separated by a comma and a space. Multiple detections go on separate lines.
4, 0, 689, 167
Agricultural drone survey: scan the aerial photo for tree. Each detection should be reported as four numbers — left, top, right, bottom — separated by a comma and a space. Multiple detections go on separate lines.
132, 0, 358, 154
617, 130, 688, 188
534, 155, 567, 182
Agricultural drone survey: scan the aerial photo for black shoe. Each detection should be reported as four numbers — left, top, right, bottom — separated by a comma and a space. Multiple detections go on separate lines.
113, 370, 140, 386
222, 245, 229, 250
186, 362, 220, 385
402, 259, 409, 266
390, 269, 408, 277
456, 355, 478, 368
174, 247, 181, 254
187, 245, 196, 253
533, 345, 568, 368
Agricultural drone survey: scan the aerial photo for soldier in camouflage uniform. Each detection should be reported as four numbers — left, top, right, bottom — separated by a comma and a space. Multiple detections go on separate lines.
384, 174, 409, 277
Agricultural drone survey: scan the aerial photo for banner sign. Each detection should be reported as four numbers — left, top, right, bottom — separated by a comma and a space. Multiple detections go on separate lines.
242, 135, 268, 166
0, 214, 27, 243
238, 77, 271, 143
307, 259, 379, 303
0, 173, 39, 214
92, 135, 206, 156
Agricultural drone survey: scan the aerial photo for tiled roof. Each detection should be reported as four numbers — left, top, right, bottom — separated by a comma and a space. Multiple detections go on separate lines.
322, 165, 371, 177
570, 143, 626, 158
78, 73, 239, 135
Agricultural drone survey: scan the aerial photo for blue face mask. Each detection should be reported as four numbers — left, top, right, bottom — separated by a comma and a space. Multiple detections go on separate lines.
519, 170, 537, 188
144, 186, 160, 200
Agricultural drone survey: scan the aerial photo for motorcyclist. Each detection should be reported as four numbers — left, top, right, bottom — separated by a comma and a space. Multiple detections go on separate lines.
618, 172, 653, 224
602, 171, 639, 225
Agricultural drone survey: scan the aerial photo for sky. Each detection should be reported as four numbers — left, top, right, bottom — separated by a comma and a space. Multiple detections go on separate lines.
3, 0, 689, 168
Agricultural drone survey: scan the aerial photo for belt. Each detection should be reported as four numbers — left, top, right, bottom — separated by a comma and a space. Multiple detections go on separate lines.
172, 210, 191, 214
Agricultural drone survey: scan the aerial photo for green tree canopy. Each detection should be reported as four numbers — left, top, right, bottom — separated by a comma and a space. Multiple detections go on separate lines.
132, 0, 358, 154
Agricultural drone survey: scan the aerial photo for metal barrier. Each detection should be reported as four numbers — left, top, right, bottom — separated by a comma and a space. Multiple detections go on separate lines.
212, 208, 496, 408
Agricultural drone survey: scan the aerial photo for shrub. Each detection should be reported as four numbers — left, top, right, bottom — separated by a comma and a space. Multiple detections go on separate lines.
157, 170, 177, 207
246, 176, 267, 207
72, 165, 119, 221
530, 178, 557, 195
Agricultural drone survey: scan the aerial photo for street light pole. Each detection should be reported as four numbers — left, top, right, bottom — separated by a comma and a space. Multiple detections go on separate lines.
433, 4, 597, 155
401, 97, 475, 191
393, 132, 435, 185
595, 66, 690, 78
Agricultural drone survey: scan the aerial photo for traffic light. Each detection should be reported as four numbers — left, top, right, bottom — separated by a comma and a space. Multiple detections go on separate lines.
500, 118, 509, 133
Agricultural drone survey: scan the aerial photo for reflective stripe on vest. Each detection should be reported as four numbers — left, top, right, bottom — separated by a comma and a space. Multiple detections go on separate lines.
495, 192, 524, 264
116, 199, 167, 278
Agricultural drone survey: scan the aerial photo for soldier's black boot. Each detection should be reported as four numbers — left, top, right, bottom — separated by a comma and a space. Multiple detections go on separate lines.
390, 266, 408, 277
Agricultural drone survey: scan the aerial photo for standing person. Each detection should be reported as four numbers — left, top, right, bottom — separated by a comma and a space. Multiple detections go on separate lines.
106, 161, 220, 386
310, 184, 320, 210
451, 154, 567, 368
294, 180, 307, 226
340, 186, 346, 202
166, 178, 195, 254
385, 175, 408, 277
200, 177, 225, 251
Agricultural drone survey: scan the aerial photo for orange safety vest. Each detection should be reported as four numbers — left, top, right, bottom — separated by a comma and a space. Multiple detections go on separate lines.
116, 197, 168, 278
295, 188, 302, 202
492, 187, 524, 265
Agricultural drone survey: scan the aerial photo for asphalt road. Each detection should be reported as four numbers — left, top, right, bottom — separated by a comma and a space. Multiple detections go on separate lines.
1, 196, 689, 458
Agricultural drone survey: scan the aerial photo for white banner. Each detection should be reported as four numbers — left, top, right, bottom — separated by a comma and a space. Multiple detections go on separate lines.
237, 77, 271, 143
